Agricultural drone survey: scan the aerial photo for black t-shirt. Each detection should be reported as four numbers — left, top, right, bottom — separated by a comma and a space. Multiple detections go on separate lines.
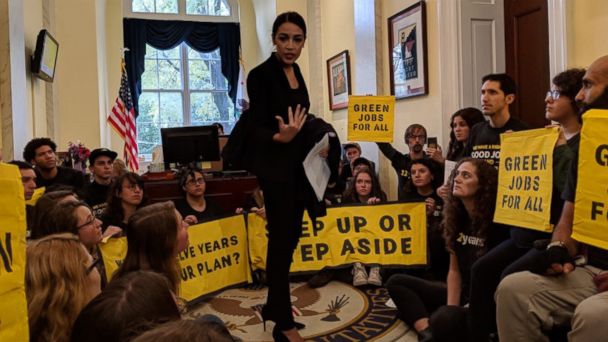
451, 221, 511, 302
561, 139, 608, 270
35, 166, 85, 190
174, 198, 221, 223
84, 181, 112, 218
465, 117, 528, 167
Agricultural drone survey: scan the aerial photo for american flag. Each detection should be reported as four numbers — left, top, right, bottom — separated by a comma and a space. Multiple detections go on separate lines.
108, 60, 138, 171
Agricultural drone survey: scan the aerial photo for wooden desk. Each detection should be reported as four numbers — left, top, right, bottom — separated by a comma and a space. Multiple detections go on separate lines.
144, 174, 258, 214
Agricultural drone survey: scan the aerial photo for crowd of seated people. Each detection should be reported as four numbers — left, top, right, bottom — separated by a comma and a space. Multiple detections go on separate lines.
6, 55, 608, 342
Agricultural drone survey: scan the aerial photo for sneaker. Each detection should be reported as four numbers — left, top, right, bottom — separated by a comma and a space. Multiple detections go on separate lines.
368, 266, 382, 286
352, 263, 368, 286
308, 268, 334, 288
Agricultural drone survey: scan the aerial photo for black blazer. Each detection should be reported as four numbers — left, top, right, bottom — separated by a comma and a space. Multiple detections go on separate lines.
247, 53, 310, 182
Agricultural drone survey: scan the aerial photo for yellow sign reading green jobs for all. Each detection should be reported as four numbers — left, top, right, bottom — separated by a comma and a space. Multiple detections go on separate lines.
347, 95, 395, 142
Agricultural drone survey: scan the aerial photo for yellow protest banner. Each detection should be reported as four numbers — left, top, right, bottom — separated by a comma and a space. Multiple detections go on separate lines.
98, 237, 128, 281
572, 109, 608, 250
248, 202, 427, 272
493, 128, 558, 232
347, 96, 395, 142
0, 164, 29, 341
178, 215, 251, 301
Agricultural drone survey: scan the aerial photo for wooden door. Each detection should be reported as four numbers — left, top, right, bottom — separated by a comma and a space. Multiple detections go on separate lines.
504, 0, 550, 128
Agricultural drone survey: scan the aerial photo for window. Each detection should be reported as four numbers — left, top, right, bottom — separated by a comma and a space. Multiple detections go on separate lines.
125, 0, 238, 22
137, 43, 235, 159
124, 0, 239, 160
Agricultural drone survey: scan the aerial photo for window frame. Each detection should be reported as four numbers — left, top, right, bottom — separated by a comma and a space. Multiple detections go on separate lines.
123, 0, 239, 23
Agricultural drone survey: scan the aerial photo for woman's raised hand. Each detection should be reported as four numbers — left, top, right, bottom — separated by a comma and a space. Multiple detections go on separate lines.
273, 104, 307, 143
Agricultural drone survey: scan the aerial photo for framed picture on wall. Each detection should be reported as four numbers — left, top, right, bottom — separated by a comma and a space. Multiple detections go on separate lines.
326, 50, 351, 110
388, 1, 428, 100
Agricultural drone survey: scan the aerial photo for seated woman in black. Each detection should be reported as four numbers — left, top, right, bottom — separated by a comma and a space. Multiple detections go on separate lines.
403, 158, 448, 280
386, 158, 509, 342
174, 166, 220, 225
101, 172, 146, 233
342, 168, 387, 287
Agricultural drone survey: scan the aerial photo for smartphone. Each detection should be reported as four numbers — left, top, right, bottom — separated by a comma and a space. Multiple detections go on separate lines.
427, 137, 438, 149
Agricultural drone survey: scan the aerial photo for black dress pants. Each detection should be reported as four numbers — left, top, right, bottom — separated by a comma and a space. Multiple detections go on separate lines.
259, 178, 305, 330
386, 274, 468, 342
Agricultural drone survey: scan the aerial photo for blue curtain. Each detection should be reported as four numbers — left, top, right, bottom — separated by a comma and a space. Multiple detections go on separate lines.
123, 18, 240, 117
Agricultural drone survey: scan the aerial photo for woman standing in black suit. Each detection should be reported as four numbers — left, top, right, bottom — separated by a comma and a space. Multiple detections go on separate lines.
247, 11, 309, 342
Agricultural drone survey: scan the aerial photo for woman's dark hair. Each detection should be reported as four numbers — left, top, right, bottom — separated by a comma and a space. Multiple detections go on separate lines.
113, 202, 181, 293
404, 158, 441, 195
272, 11, 307, 39
177, 166, 205, 195
132, 320, 235, 342
442, 158, 498, 254
71, 271, 180, 342
342, 168, 387, 203
552, 68, 586, 121
446, 107, 485, 161
46, 201, 92, 235
30, 190, 79, 239
104, 172, 146, 224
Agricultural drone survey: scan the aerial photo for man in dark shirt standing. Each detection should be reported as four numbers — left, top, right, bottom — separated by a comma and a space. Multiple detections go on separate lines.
85, 148, 117, 217
377, 124, 441, 200
496, 55, 608, 341
23, 137, 85, 190
466, 73, 527, 167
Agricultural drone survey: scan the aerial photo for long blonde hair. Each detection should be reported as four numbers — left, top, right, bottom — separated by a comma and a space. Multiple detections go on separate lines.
26, 233, 95, 342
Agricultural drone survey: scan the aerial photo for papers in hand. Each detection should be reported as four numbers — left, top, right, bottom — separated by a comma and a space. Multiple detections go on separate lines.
444, 160, 457, 184
303, 133, 331, 201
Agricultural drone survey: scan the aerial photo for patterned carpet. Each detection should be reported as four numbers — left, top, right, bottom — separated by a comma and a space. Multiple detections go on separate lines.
186, 281, 418, 341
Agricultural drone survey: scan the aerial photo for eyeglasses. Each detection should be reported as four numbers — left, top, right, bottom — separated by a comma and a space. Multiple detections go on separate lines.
86, 257, 101, 275
546, 90, 561, 101
77, 215, 97, 230
186, 178, 205, 186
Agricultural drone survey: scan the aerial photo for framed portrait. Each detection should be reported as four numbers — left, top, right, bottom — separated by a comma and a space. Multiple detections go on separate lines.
326, 50, 351, 110
388, 1, 428, 100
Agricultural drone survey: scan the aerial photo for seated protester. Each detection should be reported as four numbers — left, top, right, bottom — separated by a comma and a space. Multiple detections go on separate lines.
84, 148, 117, 218
8, 160, 37, 200
444, 108, 485, 162
23, 137, 85, 191
71, 271, 181, 342
100, 172, 146, 232
337, 157, 375, 201
132, 319, 236, 342
386, 158, 509, 342
29, 189, 79, 239
47, 201, 113, 287
466, 68, 586, 342
343, 168, 387, 287
403, 159, 448, 280
174, 166, 220, 225
309, 167, 387, 288
26, 233, 101, 342
112, 201, 189, 294
8, 160, 37, 229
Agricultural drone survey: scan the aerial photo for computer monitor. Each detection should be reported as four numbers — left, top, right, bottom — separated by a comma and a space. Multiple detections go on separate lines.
161, 126, 219, 170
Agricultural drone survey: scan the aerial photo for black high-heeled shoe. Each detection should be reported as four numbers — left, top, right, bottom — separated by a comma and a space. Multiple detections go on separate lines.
261, 305, 306, 331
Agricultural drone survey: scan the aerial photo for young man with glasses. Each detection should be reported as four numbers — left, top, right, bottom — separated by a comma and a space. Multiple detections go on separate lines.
465, 73, 528, 168
174, 166, 221, 225
377, 124, 441, 200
